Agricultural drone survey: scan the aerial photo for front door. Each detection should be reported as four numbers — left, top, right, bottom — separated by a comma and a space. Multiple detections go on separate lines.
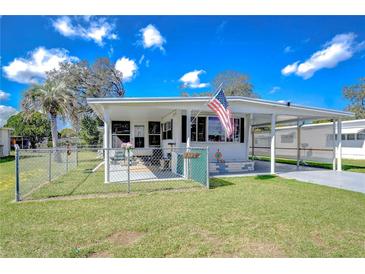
134, 125, 145, 148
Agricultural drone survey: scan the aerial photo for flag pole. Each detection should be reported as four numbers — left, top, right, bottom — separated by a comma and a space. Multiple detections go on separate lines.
187, 82, 224, 148
190, 82, 224, 125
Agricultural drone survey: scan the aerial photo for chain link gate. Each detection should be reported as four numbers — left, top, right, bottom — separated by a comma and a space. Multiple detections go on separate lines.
105, 147, 209, 191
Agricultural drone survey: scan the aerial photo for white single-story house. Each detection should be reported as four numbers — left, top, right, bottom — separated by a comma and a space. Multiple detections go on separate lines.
253, 119, 365, 160
87, 96, 353, 182
0, 127, 12, 157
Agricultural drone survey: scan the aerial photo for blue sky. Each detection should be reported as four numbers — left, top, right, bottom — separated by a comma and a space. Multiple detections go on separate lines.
1, 16, 365, 126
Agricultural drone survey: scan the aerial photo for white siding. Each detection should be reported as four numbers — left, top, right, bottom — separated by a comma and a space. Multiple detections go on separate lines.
110, 112, 250, 162
0, 129, 11, 157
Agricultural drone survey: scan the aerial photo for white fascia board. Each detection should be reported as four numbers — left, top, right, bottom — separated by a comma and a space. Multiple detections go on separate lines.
86, 96, 353, 119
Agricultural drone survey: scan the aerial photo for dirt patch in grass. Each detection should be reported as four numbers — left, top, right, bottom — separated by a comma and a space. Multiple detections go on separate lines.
107, 231, 145, 246
311, 232, 325, 247
244, 241, 286, 257
88, 251, 112, 258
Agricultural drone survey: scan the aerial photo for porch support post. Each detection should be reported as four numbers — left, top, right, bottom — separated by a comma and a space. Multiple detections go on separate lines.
251, 129, 255, 159
332, 119, 337, 170
250, 114, 254, 159
246, 114, 251, 160
184, 109, 191, 179
104, 109, 111, 183
270, 114, 276, 174
336, 118, 342, 171
296, 119, 301, 169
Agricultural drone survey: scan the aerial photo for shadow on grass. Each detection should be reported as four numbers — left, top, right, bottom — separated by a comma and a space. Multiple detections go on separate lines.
254, 175, 276, 180
209, 178, 235, 189
68, 169, 95, 196
0, 156, 14, 163
343, 165, 365, 172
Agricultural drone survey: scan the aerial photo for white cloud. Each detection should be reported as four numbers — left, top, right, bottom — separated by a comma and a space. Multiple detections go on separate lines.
115, 57, 138, 82
281, 33, 365, 79
138, 54, 145, 64
281, 61, 299, 76
179, 70, 209, 89
139, 24, 166, 51
0, 90, 10, 101
52, 16, 117, 46
0, 105, 17, 127
269, 86, 281, 94
3, 47, 78, 84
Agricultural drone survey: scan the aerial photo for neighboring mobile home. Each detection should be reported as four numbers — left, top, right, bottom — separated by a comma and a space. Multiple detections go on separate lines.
87, 96, 352, 181
253, 119, 365, 160
0, 128, 12, 157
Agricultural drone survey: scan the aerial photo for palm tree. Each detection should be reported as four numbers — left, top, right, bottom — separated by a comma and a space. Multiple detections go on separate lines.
22, 80, 78, 150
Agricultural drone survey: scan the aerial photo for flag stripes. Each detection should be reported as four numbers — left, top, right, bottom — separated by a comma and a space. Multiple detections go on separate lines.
207, 89, 233, 137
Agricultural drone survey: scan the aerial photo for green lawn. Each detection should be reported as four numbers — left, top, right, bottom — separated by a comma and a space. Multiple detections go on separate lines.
251, 155, 365, 173
0, 157, 364, 257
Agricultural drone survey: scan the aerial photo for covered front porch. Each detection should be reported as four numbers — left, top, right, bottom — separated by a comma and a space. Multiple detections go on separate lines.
87, 96, 353, 182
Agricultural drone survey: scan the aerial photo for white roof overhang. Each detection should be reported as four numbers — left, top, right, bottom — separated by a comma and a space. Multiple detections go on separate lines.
341, 128, 365, 134
87, 96, 353, 125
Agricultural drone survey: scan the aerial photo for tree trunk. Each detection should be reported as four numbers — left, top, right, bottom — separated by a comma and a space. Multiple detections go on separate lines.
50, 114, 58, 147
50, 114, 61, 162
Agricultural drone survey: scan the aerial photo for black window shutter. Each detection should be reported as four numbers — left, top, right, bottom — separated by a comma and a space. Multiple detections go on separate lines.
170, 119, 173, 139
240, 118, 245, 143
181, 115, 186, 143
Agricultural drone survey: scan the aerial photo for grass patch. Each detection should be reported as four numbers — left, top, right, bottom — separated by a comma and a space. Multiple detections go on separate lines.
251, 156, 365, 173
0, 158, 364, 257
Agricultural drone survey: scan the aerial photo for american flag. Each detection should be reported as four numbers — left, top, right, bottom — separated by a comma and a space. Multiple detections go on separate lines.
207, 88, 233, 137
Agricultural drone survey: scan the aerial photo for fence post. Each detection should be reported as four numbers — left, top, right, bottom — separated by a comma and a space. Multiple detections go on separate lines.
66, 149, 69, 173
48, 149, 52, 182
127, 149, 131, 193
206, 147, 209, 189
15, 145, 20, 202
76, 145, 79, 167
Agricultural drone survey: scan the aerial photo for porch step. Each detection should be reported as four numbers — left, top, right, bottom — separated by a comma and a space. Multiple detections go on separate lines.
209, 161, 255, 173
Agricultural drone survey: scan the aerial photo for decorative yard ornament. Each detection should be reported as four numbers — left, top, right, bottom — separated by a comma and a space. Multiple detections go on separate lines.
66, 143, 72, 156
183, 152, 201, 159
121, 142, 133, 151
214, 149, 223, 162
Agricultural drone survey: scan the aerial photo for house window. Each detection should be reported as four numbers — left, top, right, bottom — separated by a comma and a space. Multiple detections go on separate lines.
347, 133, 355, 140
162, 119, 173, 140
197, 117, 206, 142
134, 125, 145, 148
112, 121, 130, 148
281, 133, 294, 144
226, 118, 240, 142
341, 134, 346, 141
183, 115, 242, 143
190, 117, 206, 142
148, 121, 161, 147
181, 115, 187, 143
357, 133, 365, 140
208, 116, 225, 142
190, 118, 197, 142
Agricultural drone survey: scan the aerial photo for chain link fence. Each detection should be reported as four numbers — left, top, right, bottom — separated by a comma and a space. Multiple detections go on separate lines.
15, 146, 209, 201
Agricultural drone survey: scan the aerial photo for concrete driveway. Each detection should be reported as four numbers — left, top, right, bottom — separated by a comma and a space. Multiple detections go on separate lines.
211, 161, 365, 194
278, 169, 365, 194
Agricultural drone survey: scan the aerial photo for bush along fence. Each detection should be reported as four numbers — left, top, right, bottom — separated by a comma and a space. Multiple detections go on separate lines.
14, 145, 209, 201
